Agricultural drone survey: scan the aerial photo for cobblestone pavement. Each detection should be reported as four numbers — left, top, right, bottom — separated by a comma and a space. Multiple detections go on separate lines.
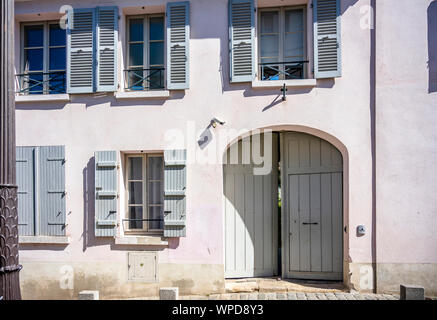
179, 292, 401, 300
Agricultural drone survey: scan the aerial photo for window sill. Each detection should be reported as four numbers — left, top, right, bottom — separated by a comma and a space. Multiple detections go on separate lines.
115, 236, 168, 246
19, 236, 70, 245
115, 90, 170, 100
251, 79, 317, 89
15, 94, 70, 103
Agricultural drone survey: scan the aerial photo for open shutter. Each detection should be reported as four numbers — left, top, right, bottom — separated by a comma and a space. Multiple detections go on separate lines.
229, 0, 255, 83
166, 1, 190, 90
95, 151, 118, 237
67, 8, 96, 93
313, 0, 342, 78
16, 147, 36, 236
38, 146, 66, 236
96, 6, 118, 92
163, 150, 186, 237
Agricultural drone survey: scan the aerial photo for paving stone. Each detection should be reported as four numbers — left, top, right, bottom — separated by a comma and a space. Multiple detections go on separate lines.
287, 292, 298, 300
364, 294, 377, 300
297, 293, 307, 300
325, 293, 338, 300
277, 293, 287, 300
316, 293, 328, 300
376, 294, 388, 300
265, 293, 276, 300
208, 294, 221, 300
258, 293, 266, 300
306, 293, 318, 300
239, 293, 249, 300
352, 294, 366, 300
247, 293, 258, 300
383, 294, 397, 300
334, 293, 347, 300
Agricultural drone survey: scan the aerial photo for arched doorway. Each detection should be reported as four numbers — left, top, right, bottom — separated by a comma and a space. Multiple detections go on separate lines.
223, 131, 344, 280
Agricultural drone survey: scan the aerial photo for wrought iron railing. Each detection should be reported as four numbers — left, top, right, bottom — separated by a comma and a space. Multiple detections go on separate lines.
15, 71, 66, 95
259, 61, 309, 81
122, 218, 164, 230
124, 68, 165, 91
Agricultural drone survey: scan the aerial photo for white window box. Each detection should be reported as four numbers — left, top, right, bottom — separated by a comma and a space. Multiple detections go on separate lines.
19, 236, 70, 245
251, 79, 317, 89
15, 94, 70, 103
115, 91, 170, 100
115, 236, 168, 246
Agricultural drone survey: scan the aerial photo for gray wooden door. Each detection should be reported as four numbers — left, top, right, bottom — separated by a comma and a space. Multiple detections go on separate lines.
282, 132, 343, 280
224, 134, 278, 278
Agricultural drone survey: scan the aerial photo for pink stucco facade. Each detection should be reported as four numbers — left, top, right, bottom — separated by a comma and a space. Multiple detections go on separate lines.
12, 0, 437, 299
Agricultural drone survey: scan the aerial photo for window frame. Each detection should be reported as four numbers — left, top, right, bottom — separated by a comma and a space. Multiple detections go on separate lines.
124, 153, 164, 235
257, 6, 308, 81
20, 21, 67, 95
126, 14, 166, 91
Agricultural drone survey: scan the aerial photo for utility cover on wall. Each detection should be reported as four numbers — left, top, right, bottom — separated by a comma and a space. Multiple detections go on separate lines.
128, 252, 158, 282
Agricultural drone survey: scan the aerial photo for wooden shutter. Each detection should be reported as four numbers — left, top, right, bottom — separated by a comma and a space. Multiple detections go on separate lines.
96, 6, 118, 92
95, 151, 118, 237
38, 146, 66, 236
313, 0, 342, 78
67, 8, 96, 93
229, 0, 255, 83
16, 147, 36, 236
166, 1, 190, 90
163, 150, 186, 237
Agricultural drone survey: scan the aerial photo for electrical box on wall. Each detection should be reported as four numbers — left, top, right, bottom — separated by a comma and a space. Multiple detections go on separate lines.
128, 252, 158, 282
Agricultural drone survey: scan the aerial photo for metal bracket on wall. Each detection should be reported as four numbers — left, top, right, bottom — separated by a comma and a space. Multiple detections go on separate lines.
281, 83, 288, 101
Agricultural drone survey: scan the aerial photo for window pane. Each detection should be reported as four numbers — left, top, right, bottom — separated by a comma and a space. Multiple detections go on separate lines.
129, 206, 143, 229
285, 10, 304, 33
148, 156, 163, 180
129, 43, 144, 67
284, 33, 304, 58
24, 49, 44, 71
149, 42, 164, 66
49, 72, 66, 94
129, 157, 142, 180
148, 206, 163, 230
129, 19, 144, 42
49, 48, 66, 70
26, 73, 44, 94
24, 25, 44, 47
260, 11, 279, 33
129, 182, 143, 204
49, 24, 66, 46
149, 68, 164, 89
149, 17, 164, 41
260, 65, 280, 80
148, 181, 162, 205
128, 69, 144, 90
285, 64, 304, 80
260, 35, 279, 59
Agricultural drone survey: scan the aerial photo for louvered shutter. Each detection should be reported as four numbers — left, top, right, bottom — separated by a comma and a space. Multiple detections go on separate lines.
166, 2, 190, 90
67, 8, 96, 93
96, 7, 118, 92
163, 150, 186, 237
229, 0, 255, 83
38, 146, 66, 236
16, 147, 36, 236
95, 151, 118, 237
313, 0, 342, 78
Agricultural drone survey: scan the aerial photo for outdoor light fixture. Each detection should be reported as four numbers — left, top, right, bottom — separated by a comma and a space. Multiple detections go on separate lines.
210, 118, 225, 128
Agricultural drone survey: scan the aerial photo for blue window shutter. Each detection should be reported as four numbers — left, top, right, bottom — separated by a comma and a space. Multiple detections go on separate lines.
96, 6, 118, 92
38, 146, 66, 236
166, 1, 190, 90
163, 150, 186, 237
67, 8, 96, 93
16, 147, 36, 236
229, 0, 255, 83
95, 151, 118, 237
313, 0, 342, 79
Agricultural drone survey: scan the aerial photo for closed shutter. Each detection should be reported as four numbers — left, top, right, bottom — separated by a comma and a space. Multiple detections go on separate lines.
163, 150, 186, 237
166, 1, 190, 90
313, 0, 342, 78
38, 146, 66, 236
96, 6, 118, 92
95, 151, 118, 237
229, 0, 255, 83
16, 147, 36, 236
67, 8, 96, 93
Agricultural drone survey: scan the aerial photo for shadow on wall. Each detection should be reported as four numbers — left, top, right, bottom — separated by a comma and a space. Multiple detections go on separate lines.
429, 1, 437, 93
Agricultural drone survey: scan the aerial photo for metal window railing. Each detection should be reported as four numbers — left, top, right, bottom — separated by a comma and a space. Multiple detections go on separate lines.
259, 61, 309, 81
15, 71, 66, 95
122, 218, 164, 231
124, 68, 165, 91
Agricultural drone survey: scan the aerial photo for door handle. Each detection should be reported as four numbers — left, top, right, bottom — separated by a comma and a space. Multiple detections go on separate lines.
302, 222, 318, 225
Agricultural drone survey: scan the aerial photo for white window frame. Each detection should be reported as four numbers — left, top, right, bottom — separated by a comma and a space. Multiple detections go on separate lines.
126, 14, 166, 91
257, 6, 308, 81
125, 153, 164, 235
20, 21, 66, 95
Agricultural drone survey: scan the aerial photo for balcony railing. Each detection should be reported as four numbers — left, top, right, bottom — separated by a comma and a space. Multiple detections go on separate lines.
259, 61, 309, 81
15, 71, 66, 95
124, 68, 165, 91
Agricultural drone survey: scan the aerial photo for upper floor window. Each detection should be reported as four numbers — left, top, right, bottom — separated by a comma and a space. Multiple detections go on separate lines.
18, 22, 66, 95
258, 7, 307, 81
126, 15, 165, 91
